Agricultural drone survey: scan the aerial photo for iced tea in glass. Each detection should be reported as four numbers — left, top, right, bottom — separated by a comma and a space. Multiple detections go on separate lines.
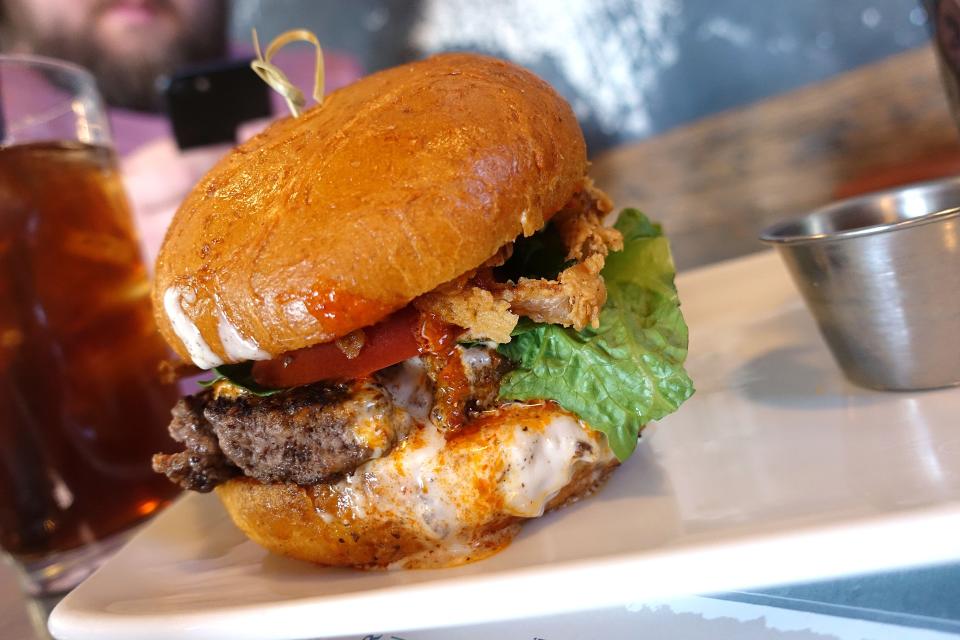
0, 55, 180, 595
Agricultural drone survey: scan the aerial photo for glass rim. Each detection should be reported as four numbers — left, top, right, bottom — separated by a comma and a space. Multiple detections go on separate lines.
0, 53, 97, 87
0, 53, 110, 148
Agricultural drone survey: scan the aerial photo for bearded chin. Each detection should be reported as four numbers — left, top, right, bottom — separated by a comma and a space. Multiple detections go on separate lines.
34, 26, 226, 113
87, 52, 172, 112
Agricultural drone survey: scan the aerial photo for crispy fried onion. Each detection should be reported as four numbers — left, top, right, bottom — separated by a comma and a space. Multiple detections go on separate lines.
415, 181, 623, 343
334, 329, 366, 359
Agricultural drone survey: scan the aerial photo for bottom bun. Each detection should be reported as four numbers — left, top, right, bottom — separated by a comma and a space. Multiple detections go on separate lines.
216, 402, 619, 568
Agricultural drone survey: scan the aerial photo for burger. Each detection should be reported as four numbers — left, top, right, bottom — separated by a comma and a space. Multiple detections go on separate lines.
151, 53, 693, 568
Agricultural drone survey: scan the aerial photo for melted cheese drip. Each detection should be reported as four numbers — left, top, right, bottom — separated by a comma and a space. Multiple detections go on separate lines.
211, 378, 246, 400
347, 383, 410, 459
498, 417, 591, 518
380, 358, 433, 420
162, 287, 223, 369
316, 358, 616, 568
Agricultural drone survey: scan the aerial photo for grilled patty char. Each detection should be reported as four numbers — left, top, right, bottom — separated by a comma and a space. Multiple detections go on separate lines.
153, 381, 412, 491
153, 348, 512, 491
205, 381, 411, 485
151, 391, 238, 492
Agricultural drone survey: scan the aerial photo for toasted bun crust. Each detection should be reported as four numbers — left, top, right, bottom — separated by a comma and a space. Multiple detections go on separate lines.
153, 53, 587, 367
215, 404, 618, 568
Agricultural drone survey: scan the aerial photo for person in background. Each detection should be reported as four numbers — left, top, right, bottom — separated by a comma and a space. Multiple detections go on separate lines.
933, 0, 960, 71
2, 0, 229, 115
1, 0, 362, 263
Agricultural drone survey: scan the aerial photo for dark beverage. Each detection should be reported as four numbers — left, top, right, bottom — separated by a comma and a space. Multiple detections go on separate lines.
0, 141, 180, 560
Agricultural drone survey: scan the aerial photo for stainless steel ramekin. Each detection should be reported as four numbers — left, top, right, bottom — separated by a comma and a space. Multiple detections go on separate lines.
761, 177, 960, 390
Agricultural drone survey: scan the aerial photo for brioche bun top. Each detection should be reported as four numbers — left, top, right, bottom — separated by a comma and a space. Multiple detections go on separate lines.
152, 53, 587, 367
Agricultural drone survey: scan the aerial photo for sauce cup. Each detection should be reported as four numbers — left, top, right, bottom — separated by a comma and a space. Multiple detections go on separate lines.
760, 177, 960, 391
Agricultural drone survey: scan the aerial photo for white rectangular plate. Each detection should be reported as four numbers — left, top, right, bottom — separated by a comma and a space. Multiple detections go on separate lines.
50, 251, 960, 640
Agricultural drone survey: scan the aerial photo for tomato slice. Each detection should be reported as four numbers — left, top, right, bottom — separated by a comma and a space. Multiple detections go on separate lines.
251, 306, 421, 388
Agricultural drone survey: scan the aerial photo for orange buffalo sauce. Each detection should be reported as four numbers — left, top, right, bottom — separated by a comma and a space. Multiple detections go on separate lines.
301, 283, 397, 340
417, 313, 473, 431
225, 392, 616, 569
218, 361, 619, 570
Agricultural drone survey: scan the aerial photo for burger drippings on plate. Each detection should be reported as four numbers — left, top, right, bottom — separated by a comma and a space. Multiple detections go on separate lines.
153, 184, 621, 492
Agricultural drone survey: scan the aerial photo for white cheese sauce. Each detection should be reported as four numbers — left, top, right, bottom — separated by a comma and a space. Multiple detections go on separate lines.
216, 311, 271, 362
378, 358, 433, 420
162, 287, 223, 369
348, 383, 413, 459
459, 346, 493, 384
164, 286, 272, 366
316, 356, 616, 567
499, 416, 593, 518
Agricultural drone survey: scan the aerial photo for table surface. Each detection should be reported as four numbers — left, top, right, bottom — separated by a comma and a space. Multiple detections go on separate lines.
591, 46, 960, 634
1, 561, 52, 639
591, 45, 960, 271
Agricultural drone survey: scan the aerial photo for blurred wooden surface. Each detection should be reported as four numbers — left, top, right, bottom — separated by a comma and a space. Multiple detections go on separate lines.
592, 45, 960, 270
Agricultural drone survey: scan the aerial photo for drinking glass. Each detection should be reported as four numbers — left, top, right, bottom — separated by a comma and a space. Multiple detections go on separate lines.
0, 55, 180, 596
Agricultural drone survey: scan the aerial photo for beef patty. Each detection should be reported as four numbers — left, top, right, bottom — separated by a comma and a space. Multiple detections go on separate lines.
207, 381, 411, 485
153, 347, 512, 492
153, 381, 412, 491
151, 391, 239, 492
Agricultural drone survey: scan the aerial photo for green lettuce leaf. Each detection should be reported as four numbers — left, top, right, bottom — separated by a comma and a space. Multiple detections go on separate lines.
497, 208, 694, 460
198, 362, 284, 397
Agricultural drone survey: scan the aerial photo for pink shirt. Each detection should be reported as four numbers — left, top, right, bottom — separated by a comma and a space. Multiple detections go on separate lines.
109, 46, 363, 156
115, 47, 363, 266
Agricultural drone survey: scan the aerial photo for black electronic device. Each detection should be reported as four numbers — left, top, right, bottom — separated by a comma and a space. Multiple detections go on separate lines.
161, 58, 272, 150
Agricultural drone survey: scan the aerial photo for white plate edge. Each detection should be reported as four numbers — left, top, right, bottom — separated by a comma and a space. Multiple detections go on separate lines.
49, 501, 960, 640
